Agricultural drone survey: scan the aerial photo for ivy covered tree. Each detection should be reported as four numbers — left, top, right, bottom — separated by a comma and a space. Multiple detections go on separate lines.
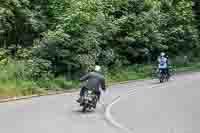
0, 0, 48, 56
192, 0, 200, 35
0, 0, 200, 79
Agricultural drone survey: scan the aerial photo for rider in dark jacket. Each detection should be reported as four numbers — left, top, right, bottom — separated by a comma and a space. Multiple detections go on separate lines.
77, 65, 106, 103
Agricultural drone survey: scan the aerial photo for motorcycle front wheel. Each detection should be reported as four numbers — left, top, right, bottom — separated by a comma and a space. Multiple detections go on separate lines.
160, 74, 164, 83
82, 105, 87, 112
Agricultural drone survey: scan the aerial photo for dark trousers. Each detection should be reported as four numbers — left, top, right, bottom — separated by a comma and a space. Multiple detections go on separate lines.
159, 68, 170, 77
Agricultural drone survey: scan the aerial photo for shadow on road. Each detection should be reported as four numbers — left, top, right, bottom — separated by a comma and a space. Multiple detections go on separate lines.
72, 109, 96, 114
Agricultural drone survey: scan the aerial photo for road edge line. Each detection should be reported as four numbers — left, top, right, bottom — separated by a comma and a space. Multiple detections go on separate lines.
105, 96, 133, 133
105, 84, 161, 133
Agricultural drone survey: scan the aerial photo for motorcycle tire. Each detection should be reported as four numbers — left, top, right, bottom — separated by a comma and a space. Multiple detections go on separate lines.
160, 75, 164, 83
82, 105, 87, 112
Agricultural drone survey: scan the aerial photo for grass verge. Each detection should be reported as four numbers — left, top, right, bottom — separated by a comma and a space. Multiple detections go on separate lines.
0, 62, 200, 97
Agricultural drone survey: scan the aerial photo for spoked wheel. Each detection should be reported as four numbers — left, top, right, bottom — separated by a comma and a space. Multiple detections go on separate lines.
92, 97, 98, 108
82, 105, 87, 112
160, 74, 164, 83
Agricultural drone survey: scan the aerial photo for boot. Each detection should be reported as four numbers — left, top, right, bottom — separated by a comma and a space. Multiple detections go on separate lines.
76, 96, 83, 103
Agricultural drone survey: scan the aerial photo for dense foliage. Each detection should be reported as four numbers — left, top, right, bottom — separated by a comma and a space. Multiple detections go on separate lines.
0, 0, 200, 81
193, 0, 200, 34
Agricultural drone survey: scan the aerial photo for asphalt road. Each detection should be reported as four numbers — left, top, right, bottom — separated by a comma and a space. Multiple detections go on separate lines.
0, 72, 199, 133
112, 72, 200, 133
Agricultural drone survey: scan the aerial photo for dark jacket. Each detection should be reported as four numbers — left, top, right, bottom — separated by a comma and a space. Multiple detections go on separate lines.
80, 71, 106, 91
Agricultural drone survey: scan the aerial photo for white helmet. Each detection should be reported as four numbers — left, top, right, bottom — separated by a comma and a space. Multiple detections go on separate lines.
161, 52, 165, 57
94, 65, 101, 72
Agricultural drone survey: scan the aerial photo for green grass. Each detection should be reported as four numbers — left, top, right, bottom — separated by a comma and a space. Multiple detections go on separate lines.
1, 62, 200, 97
106, 65, 152, 84
0, 61, 80, 97
174, 62, 200, 72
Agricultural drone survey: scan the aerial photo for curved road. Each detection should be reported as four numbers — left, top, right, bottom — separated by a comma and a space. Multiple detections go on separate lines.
0, 72, 200, 133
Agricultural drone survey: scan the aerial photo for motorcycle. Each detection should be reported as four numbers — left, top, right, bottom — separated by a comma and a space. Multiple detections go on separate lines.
159, 69, 169, 83
80, 89, 98, 112
152, 64, 175, 82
